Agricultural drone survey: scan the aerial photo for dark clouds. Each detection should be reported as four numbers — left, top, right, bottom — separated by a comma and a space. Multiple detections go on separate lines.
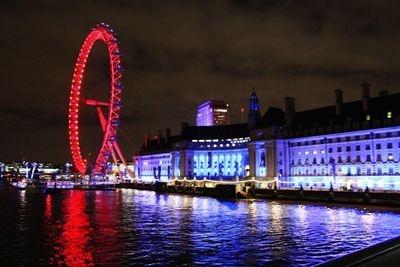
1, 0, 400, 162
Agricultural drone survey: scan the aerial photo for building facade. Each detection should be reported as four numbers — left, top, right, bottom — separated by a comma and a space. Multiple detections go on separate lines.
134, 83, 400, 191
248, 83, 400, 191
134, 124, 250, 181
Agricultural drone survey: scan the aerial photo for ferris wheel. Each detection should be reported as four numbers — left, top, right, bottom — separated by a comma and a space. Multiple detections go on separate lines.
68, 23, 127, 175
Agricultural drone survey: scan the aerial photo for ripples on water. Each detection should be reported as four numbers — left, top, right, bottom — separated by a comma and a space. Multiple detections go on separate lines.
1, 187, 400, 266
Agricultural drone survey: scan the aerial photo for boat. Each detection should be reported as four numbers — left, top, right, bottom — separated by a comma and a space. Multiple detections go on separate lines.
74, 182, 116, 191
10, 176, 47, 193
45, 180, 75, 193
11, 179, 27, 190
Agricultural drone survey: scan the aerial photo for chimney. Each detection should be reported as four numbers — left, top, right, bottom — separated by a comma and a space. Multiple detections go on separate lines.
379, 90, 389, 96
144, 133, 150, 148
165, 128, 171, 143
361, 82, 370, 112
158, 130, 163, 144
181, 122, 189, 133
284, 97, 296, 127
334, 88, 343, 116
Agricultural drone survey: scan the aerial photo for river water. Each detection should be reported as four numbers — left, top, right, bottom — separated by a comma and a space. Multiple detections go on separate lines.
1, 186, 400, 266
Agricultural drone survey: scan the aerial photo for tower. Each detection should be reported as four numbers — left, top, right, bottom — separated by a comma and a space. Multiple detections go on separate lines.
248, 90, 261, 129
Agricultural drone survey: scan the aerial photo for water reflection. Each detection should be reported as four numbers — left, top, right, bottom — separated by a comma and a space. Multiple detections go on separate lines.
52, 191, 94, 266
45, 194, 52, 220
1, 188, 400, 266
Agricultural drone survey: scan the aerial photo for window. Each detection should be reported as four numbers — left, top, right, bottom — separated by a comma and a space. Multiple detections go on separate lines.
321, 158, 325, 164
355, 135, 360, 140
387, 111, 392, 119
388, 154, 394, 161
347, 156, 351, 163
338, 156, 342, 163
313, 158, 317, 164
337, 147, 342, 152
366, 145, 370, 150
387, 143, 393, 149
356, 155, 361, 162
346, 137, 350, 141
366, 155, 371, 161
366, 114, 371, 121
376, 144, 381, 149
356, 145, 360, 151
387, 132, 392, 137
329, 148, 333, 153
376, 133, 380, 138
377, 154, 382, 161
346, 146, 351, 152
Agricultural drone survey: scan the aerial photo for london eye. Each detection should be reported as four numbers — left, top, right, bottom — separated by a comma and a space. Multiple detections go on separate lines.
68, 23, 125, 175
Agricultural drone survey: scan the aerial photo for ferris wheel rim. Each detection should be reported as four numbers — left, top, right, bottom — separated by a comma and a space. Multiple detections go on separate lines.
68, 23, 123, 175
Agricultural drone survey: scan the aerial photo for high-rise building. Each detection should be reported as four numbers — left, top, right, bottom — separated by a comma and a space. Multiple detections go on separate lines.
196, 100, 230, 126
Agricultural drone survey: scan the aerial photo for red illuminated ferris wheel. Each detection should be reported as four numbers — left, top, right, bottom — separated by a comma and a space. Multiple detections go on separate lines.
68, 23, 126, 175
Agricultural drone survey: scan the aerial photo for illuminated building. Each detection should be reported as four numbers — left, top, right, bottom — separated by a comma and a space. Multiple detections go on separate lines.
196, 100, 230, 126
134, 84, 400, 191
133, 130, 173, 182
134, 124, 250, 181
250, 83, 400, 191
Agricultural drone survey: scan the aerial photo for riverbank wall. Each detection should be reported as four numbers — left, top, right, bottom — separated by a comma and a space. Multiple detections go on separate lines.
116, 182, 400, 207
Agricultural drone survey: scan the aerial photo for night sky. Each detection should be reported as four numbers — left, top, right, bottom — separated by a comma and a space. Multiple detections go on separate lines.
2, 0, 400, 163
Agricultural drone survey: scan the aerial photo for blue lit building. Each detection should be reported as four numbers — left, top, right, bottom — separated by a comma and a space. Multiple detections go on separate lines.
134, 124, 250, 181
134, 83, 400, 191
171, 124, 250, 179
250, 83, 400, 191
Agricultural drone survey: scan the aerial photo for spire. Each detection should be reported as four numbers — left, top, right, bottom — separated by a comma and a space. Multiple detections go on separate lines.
248, 88, 261, 129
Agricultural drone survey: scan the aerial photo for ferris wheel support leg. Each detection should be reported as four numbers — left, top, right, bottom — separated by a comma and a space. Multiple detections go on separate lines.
110, 144, 122, 178
112, 142, 134, 178
96, 107, 122, 178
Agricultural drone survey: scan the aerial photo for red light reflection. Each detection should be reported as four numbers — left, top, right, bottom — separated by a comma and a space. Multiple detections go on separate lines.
45, 194, 52, 220
52, 191, 94, 266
